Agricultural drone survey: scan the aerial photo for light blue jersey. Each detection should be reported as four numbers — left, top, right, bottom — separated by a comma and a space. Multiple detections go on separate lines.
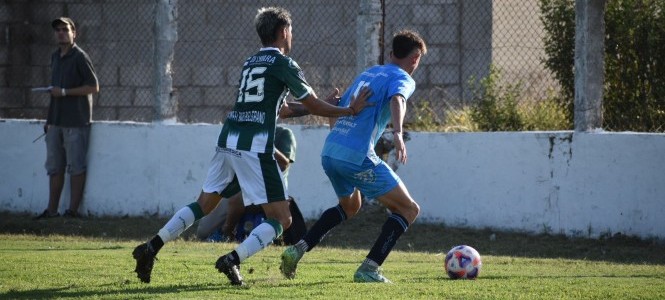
321, 64, 415, 166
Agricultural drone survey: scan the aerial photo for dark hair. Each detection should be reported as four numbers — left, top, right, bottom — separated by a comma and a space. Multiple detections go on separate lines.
255, 7, 292, 46
392, 30, 427, 59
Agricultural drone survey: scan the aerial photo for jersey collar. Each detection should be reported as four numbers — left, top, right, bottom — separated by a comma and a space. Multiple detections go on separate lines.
260, 47, 282, 54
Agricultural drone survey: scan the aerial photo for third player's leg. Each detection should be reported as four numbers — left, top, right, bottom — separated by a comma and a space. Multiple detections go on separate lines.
196, 191, 223, 215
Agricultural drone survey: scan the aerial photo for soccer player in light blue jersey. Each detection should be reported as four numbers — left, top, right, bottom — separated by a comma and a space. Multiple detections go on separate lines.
281, 30, 427, 283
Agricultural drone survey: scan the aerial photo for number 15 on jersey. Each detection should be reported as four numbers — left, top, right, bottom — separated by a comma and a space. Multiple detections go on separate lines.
237, 67, 267, 103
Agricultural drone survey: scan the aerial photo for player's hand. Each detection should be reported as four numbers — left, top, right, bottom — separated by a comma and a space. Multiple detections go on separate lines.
393, 131, 407, 164
50, 87, 64, 97
349, 86, 373, 115
323, 88, 341, 106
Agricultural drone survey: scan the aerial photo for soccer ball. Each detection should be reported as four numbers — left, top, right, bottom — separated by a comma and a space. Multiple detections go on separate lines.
444, 245, 482, 279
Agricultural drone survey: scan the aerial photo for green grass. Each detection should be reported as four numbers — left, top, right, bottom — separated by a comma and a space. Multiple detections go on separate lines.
1, 208, 664, 299
1, 235, 664, 299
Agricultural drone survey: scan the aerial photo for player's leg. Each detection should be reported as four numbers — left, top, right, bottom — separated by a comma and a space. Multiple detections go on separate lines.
63, 126, 90, 217
221, 192, 245, 239
196, 193, 231, 241
295, 191, 361, 252
132, 191, 221, 283
281, 156, 361, 279
355, 163, 420, 283
132, 149, 234, 283
35, 126, 66, 219
67, 172, 85, 217
216, 150, 289, 286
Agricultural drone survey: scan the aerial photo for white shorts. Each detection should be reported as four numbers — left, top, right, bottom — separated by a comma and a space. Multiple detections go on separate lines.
202, 147, 288, 206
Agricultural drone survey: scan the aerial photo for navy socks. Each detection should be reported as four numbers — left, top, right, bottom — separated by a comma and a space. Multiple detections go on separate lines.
303, 205, 347, 251
366, 213, 409, 266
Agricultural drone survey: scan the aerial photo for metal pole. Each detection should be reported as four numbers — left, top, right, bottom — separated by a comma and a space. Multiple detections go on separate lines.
153, 0, 178, 123
356, 0, 383, 74
574, 0, 606, 131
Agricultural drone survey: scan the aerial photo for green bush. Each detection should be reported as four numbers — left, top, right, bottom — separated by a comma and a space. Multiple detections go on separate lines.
519, 91, 572, 131
469, 66, 524, 131
442, 106, 478, 132
539, 0, 665, 132
539, 0, 575, 116
408, 100, 443, 132
407, 66, 571, 132
604, 0, 665, 132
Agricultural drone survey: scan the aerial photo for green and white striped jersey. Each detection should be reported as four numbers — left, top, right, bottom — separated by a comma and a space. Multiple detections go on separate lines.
217, 48, 313, 154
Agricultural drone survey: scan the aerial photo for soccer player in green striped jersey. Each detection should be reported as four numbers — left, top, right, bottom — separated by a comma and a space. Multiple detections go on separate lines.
132, 6, 372, 286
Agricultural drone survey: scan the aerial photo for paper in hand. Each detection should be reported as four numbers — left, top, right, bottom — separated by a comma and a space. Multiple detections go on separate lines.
31, 86, 53, 93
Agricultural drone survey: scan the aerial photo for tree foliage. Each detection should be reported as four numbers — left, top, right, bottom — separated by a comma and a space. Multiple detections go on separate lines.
539, 0, 665, 131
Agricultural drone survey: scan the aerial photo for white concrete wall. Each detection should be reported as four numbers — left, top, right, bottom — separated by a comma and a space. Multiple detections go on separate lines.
1, 119, 664, 239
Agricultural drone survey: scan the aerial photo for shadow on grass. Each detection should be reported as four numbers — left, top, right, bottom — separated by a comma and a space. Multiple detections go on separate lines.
0, 282, 232, 299
2, 207, 664, 266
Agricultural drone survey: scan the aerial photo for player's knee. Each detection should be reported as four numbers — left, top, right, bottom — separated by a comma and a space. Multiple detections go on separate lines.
278, 216, 292, 231
340, 200, 361, 218
197, 199, 214, 215
197, 191, 224, 215
410, 201, 420, 221
401, 200, 420, 224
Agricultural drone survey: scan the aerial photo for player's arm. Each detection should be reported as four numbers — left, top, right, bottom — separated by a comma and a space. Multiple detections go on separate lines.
51, 54, 99, 97
279, 101, 309, 118
274, 149, 291, 172
279, 89, 341, 119
299, 87, 372, 118
51, 85, 99, 97
390, 94, 408, 164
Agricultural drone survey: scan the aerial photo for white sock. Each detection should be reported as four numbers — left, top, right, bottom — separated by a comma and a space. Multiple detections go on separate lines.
157, 206, 196, 243
234, 222, 277, 263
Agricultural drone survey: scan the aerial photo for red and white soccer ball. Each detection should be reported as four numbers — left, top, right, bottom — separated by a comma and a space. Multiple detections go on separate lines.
444, 245, 482, 279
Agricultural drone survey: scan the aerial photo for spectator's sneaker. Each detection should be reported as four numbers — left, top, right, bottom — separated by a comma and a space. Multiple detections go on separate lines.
280, 245, 304, 279
63, 209, 79, 218
33, 210, 59, 220
215, 254, 244, 286
132, 243, 156, 283
353, 264, 392, 283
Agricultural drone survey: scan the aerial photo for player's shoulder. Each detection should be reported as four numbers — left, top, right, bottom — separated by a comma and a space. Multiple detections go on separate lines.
385, 63, 410, 76
277, 54, 303, 71
386, 65, 414, 84
275, 126, 295, 137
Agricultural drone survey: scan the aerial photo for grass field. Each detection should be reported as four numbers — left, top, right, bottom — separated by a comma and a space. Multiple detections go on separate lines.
1, 207, 664, 299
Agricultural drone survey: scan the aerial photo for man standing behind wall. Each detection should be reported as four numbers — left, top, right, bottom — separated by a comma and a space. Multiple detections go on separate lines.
34, 17, 99, 219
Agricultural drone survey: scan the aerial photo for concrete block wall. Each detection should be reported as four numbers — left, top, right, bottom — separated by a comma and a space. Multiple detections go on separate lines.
384, 0, 493, 108
492, 0, 558, 94
0, 0, 155, 122
1, 0, 548, 124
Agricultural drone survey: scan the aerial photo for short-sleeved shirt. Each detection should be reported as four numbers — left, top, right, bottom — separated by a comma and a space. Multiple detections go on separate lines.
47, 44, 98, 127
321, 63, 415, 166
217, 47, 313, 154
275, 125, 296, 186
